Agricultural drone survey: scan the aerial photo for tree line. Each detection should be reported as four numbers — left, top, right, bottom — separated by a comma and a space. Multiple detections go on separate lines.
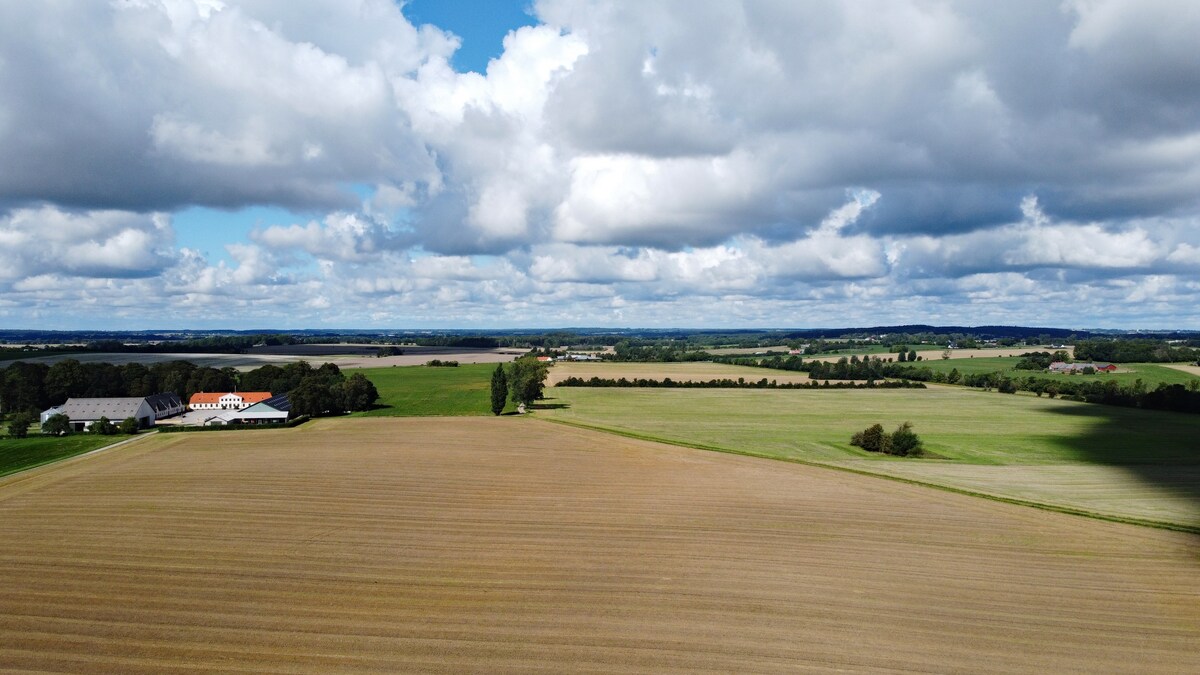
0, 359, 378, 419
554, 376, 926, 390
1072, 339, 1200, 363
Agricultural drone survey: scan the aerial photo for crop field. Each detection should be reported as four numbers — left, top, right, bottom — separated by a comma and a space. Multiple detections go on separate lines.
546, 361, 817, 385
542, 386, 1200, 528
0, 433, 135, 477
0, 417, 1196, 672
353, 363, 512, 416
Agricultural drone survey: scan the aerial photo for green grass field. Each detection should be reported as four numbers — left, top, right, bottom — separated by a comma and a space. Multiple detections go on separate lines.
540, 386, 1200, 529
351, 363, 514, 417
0, 433, 133, 477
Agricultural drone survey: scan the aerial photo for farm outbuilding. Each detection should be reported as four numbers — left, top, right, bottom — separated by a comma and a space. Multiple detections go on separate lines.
53, 397, 156, 432
203, 395, 291, 426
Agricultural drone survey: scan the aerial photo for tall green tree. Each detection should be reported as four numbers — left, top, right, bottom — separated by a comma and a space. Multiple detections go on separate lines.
508, 358, 549, 407
338, 373, 379, 412
6, 412, 33, 438
490, 364, 508, 415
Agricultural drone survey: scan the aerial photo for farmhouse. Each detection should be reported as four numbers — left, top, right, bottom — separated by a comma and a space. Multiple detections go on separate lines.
1048, 362, 1117, 374
203, 394, 291, 426
189, 391, 273, 411
50, 397, 156, 432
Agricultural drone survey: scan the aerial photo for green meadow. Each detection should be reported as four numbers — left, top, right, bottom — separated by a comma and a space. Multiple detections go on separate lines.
0, 433, 133, 477
351, 363, 514, 417
540, 385, 1200, 529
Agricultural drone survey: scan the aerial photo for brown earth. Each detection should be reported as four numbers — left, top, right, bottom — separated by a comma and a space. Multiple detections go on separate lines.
1, 417, 1197, 672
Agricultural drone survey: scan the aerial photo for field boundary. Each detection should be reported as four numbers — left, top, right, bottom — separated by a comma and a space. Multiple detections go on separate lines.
0, 431, 160, 481
540, 417, 1200, 534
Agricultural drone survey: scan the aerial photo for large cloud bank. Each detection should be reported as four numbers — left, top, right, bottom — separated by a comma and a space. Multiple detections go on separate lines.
1, 0, 1198, 328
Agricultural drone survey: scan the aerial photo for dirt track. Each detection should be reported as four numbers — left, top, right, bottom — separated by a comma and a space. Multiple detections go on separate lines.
1, 417, 1197, 672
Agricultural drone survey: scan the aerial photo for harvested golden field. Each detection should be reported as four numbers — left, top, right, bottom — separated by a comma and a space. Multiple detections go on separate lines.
1, 418, 1198, 672
547, 360, 815, 385
1165, 363, 1200, 377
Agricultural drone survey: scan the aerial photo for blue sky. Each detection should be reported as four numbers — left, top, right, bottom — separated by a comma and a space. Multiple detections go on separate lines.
1, 1, 1199, 330
402, 0, 536, 73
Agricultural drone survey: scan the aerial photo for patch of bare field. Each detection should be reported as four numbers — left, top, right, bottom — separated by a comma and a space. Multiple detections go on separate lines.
1165, 363, 1200, 377
706, 345, 792, 355
547, 361, 816, 385
1, 417, 1197, 673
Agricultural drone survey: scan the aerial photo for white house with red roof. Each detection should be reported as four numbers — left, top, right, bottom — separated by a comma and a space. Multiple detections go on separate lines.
189, 391, 273, 411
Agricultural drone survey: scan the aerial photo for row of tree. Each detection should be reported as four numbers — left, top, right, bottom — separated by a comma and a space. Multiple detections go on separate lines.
554, 376, 927, 390
1073, 339, 1200, 363
0, 359, 378, 419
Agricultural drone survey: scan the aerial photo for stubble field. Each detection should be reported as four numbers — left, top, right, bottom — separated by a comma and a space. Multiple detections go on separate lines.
0, 417, 1197, 672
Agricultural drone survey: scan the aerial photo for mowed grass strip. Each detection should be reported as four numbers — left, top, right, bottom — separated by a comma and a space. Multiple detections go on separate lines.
0, 417, 1196, 672
352, 363, 513, 417
0, 434, 135, 478
541, 386, 1200, 528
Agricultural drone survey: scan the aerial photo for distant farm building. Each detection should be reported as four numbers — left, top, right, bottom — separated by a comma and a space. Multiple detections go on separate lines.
1048, 362, 1117, 374
189, 391, 273, 411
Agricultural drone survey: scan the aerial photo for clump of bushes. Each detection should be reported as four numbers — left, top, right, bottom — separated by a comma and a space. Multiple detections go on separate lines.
850, 421, 923, 457
425, 359, 459, 367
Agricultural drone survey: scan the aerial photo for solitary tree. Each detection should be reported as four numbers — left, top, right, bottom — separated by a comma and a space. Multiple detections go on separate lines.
42, 413, 71, 436
490, 364, 508, 415
118, 417, 140, 435
889, 422, 923, 457
90, 416, 116, 435
6, 412, 33, 438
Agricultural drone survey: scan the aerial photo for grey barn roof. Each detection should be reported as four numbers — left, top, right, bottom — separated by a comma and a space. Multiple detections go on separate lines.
59, 397, 152, 421
144, 392, 183, 413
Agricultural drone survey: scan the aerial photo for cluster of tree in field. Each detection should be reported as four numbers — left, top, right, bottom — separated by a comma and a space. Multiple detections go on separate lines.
1013, 350, 1073, 370
0, 359, 378, 419
489, 358, 550, 414
424, 360, 459, 367
1072, 339, 1200, 363
554, 376, 926, 390
850, 422, 923, 456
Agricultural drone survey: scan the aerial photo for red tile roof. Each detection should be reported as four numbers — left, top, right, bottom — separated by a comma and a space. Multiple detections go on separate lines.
189, 391, 273, 405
